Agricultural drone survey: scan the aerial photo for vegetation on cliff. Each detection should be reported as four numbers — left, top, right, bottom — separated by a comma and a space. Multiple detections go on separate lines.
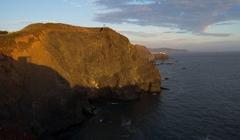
0, 23, 161, 99
0, 23, 161, 138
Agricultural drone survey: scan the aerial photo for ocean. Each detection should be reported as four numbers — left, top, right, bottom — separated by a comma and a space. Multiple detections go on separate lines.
69, 52, 240, 140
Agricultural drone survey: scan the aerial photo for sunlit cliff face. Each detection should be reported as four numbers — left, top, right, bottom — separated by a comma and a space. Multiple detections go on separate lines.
0, 23, 161, 98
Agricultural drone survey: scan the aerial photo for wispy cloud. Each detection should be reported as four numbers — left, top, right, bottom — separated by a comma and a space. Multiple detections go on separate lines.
119, 30, 158, 37
164, 31, 188, 34
215, 21, 237, 26
163, 31, 231, 37
1, 19, 33, 25
196, 32, 231, 37
64, 0, 95, 7
94, 0, 240, 36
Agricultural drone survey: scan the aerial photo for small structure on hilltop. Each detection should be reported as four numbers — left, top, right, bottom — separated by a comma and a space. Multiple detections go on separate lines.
0, 31, 8, 35
0, 54, 8, 61
18, 56, 31, 63
0, 54, 4, 60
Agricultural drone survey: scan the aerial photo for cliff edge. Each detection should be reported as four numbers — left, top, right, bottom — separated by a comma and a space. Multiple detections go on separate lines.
0, 23, 161, 100
0, 23, 161, 138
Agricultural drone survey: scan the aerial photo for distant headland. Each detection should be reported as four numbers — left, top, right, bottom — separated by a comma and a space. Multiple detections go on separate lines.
149, 48, 188, 54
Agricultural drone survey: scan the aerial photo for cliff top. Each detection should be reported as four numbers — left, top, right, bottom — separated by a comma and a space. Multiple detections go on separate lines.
0, 23, 130, 55
20, 23, 116, 34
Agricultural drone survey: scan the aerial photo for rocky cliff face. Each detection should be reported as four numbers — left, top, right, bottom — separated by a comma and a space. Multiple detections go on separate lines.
0, 23, 161, 138
0, 55, 89, 138
136, 45, 155, 62
0, 23, 161, 100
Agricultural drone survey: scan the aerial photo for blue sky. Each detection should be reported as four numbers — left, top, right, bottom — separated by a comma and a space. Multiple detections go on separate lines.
1, 0, 240, 51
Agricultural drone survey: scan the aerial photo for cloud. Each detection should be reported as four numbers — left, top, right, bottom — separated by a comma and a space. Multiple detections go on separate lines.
196, 32, 231, 37
164, 31, 188, 34
215, 21, 237, 26
119, 30, 158, 37
94, 0, 240, 35
1, 19, 33, 25
64, 0, 95, 7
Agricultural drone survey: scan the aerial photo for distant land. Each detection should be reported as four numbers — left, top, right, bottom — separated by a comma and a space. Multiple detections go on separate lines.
148, 48, 188, 54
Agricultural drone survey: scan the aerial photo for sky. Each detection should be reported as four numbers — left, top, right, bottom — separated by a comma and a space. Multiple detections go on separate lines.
1, 0, 240, 51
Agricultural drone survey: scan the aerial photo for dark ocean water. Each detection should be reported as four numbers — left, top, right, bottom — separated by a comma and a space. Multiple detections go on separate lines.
71, 52, 240, 140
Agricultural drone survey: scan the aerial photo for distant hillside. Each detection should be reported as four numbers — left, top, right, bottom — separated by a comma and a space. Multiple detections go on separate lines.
149, 48, 188, 54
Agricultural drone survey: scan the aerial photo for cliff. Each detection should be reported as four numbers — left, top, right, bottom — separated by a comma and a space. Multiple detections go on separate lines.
0, 23, 161, 138
136, 45, 155, 62
0, 23, 161, 100
0, 54, 89, 138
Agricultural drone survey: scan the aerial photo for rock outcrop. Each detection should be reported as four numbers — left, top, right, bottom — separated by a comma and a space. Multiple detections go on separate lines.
0, 23, 161, 100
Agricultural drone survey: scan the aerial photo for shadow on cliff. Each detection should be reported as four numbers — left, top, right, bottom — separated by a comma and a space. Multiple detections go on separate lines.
0, 55, 158, 140
0, 55, 89, 139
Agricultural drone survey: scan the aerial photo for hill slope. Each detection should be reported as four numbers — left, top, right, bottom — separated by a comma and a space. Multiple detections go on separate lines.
0, 55, 89, 137
0, 23, 161, 99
